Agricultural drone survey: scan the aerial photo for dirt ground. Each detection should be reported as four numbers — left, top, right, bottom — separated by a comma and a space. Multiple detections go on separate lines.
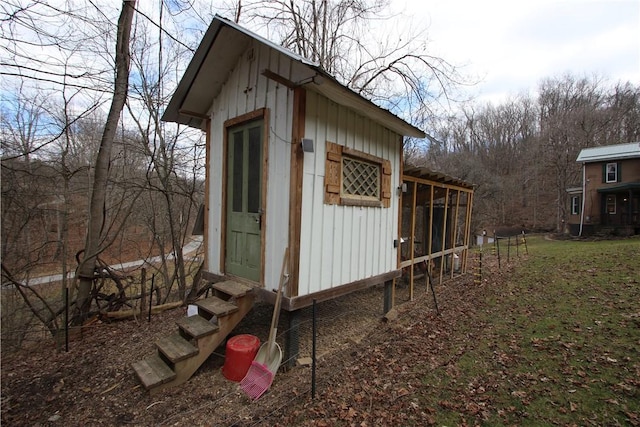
1, 262, 487, 426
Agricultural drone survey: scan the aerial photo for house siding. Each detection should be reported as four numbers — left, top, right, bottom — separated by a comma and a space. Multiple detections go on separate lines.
583, 158, 640, 225
298, 90, 401, 297
206, 40, 312, 290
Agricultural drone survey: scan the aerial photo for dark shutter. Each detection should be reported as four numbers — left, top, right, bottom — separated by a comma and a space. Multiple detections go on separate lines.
617, 162, 622, 183
324, 141, 342, 205
602, 163, 606, 183
381, 160, 392, 208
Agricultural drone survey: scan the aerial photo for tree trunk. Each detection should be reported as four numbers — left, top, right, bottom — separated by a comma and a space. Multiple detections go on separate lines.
74, 0, 136, 324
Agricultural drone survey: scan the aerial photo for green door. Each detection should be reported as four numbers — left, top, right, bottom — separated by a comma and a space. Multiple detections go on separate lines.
226, 120, 263, 281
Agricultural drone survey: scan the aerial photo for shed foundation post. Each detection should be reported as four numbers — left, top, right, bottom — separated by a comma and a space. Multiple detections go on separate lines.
383, 279, 393, 313
285, 309, 301, 369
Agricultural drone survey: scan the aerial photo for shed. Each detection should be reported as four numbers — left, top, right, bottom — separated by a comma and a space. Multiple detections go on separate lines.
162, 15, 425, 308
135, 15, 473, 393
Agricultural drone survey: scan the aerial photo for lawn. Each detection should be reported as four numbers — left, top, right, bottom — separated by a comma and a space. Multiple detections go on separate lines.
418, 236, 640, 426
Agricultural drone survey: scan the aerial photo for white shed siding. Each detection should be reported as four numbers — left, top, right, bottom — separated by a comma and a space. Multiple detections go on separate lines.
206, 40, 300, 291
298, 91, 401, 296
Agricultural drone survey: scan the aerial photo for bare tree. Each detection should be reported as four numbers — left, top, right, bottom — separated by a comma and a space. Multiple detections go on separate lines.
605, 82, 640, 143
125, 2, 205, 303
226, 0, 465, 128
424, 73, 640, 234
538, 74, 608, 231
74, 0, 136, 323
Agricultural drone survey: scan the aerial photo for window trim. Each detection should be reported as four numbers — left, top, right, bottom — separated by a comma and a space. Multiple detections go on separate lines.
605, 162, 618, 183
324, 141, 392, 208
341, 153, 381, 204
606, 195, 616, 215
571, 195, 580, 215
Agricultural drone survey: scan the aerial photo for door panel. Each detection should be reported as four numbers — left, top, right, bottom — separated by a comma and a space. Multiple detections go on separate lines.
226, 120, 263, 282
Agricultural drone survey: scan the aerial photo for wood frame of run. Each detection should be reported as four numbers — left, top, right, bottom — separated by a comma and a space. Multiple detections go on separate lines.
397, 168, 474, 303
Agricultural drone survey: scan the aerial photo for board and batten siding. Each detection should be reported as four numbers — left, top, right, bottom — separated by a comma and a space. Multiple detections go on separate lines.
207, 39, 310, 291
298, 90, 402, 297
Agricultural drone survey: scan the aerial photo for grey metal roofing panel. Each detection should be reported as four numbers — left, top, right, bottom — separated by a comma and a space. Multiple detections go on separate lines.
161, 15, 425, 138
576, 142, 640, 162
565, 187, 582, 194
218, 15, 317, 68
306, 75, 426, 138
403, 166, 474, 189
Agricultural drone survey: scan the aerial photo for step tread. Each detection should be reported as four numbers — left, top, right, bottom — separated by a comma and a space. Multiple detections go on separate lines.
196, 296, 238, 317
176, 315, 219, 339
213, 280, 253, 298
132, 354, 176, 389
156, 333, 198, 363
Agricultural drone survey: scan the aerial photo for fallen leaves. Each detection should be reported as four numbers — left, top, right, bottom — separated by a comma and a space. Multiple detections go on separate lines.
4, 240, 640, 426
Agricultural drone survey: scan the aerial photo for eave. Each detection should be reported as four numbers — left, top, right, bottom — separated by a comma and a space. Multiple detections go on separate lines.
161, 15, 425, 139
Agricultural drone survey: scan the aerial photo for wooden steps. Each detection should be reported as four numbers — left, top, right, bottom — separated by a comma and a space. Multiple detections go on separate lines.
213, 280, 252, 298
132, 354, 176, 389
176, 315, 218, 339
196, 296, 238, 318
157, 334, 198, 363
132, 279, 255, 394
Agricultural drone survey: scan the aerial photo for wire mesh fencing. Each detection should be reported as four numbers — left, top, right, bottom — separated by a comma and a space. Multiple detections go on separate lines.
152, 276, 449, 426
2, 259, 503, 425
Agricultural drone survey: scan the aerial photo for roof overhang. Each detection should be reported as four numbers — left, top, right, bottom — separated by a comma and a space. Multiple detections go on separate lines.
403, 166, 474, 190
576, 142, 640, 163
596, 182, 640, 193
302, 72, 425, 138
161, 18, 253, 128
161, 15, 425, 139
566, 186, 582, 194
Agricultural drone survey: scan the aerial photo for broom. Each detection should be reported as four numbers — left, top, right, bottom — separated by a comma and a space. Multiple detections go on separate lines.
240, 248, 289, 399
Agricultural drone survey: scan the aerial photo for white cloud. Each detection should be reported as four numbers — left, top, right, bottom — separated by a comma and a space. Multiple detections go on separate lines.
395, 0, 640, 104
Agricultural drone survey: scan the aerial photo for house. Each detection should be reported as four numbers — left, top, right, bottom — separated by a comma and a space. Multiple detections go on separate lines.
133, 15, 473, 394
568, 142, 640, 236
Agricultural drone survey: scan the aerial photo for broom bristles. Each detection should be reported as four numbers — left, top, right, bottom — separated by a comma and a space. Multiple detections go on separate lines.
240, 361, 274, 400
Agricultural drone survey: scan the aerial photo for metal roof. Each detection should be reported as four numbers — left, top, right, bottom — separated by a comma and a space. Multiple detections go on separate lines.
596, 182, 640, 193
565, 186, 582, 194
576, 142, 640, 163
403, 166, 474, 190
161, 15, 425, 138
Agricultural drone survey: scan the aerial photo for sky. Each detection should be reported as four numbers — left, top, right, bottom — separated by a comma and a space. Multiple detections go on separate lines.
2, 0, 638, 115
395, 0, 640, 104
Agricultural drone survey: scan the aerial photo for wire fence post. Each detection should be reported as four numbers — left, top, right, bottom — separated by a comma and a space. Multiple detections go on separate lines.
312, 299, 317, 400
140, 267, 146, 318
383, 279, 392, 313
148, 274, 154, 322
64, 287, 69, 352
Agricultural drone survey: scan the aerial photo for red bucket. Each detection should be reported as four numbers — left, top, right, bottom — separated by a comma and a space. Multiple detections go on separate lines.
222, 334, 260, 382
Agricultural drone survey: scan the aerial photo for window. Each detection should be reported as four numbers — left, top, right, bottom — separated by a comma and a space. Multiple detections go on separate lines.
606, 195, 616, 214
342, 156, 380, 200
606, 163, 617, 183
604, 162, 621, 183
324, 141, 391, 207
571, 196, 580, 215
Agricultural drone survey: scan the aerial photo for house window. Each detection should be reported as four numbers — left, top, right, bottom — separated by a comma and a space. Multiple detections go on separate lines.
571, 196, 580, 215
606, 195, 616, 214
605, 162, 618, 183
324, 141, 392, 207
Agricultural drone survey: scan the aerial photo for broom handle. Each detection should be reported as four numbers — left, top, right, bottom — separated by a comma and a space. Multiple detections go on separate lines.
267, 248, 289, 358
